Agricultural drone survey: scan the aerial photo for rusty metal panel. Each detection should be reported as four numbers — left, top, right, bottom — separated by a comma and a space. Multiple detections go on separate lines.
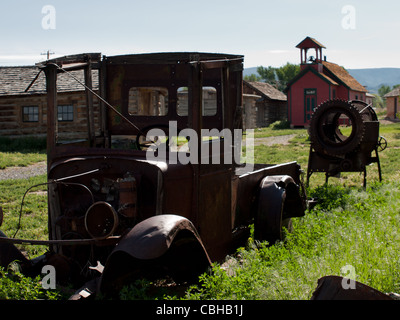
198, 167, 233, 261
311, 276, 393, 300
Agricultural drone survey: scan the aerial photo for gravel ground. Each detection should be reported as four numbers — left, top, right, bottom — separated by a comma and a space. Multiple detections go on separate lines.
0, 161, 47, 181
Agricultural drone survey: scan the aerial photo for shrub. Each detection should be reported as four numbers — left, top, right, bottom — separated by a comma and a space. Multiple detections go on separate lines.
0, 136, 46, 153
0, 264, 60, 300
269, 120, 290, 130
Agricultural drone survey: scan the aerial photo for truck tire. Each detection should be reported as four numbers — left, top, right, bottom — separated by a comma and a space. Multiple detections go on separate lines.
254, 175, 304, 244
309, 99, 365, 157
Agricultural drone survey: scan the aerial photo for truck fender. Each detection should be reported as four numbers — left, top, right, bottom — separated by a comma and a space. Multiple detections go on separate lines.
254, 175, 305, 244
100, 214, 211, 294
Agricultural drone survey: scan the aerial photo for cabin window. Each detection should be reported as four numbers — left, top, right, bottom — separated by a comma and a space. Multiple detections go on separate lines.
177, 87, 217, 116
58, 105, 74, 122
22, 106, 39, 122
128, 87, 168, 116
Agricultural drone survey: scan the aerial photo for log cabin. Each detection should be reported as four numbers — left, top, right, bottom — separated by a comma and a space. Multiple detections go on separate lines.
243, 80, 287, 129
0, 65, 100, 140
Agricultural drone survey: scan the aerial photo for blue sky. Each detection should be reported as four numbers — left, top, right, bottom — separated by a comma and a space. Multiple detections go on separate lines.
1, 0, 399, 69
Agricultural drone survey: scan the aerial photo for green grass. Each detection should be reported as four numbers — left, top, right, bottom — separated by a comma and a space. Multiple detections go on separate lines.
0, 263, 60, 300
251, 125, 304, 139
0, 175, 49, 258
0, 136, 46, 169
0, 171, 55, 300
0, 152, 46, 169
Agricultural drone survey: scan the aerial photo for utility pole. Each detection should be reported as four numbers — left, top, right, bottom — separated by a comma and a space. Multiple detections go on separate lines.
41, 50, 55, 60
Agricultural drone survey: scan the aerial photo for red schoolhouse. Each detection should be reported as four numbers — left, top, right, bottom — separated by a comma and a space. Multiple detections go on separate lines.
286, 37, 368, 127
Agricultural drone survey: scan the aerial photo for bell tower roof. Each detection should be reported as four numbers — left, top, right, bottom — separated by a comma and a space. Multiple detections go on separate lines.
296, 37, 326, 67
296, 37, 326, 50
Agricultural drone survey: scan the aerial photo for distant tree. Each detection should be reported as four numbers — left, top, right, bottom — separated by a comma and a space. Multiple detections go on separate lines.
376, 84, 400, 109
244, 74, 261, 82
378, 84, 391, 98
372, 94, 384, 109
257, 66, 276, 84
257, 63, 300, 91
275, 63, 300, 91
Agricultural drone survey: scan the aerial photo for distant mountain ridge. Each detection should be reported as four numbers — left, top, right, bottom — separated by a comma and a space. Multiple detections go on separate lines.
244, 67, 400, 94
347, 68, 400, 94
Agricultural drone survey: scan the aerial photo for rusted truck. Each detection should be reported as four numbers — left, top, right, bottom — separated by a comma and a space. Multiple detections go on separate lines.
0, 52, 306, 298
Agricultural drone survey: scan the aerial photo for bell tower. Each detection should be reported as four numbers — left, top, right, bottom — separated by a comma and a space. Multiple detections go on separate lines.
296, 37, 326, 72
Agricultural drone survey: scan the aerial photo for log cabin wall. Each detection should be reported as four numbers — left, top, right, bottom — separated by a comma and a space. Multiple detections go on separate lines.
0, 91, 101, 140
243, 80, 287, 128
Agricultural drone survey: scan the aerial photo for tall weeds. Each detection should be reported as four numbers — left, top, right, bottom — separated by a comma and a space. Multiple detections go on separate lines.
184, 182, 400, 300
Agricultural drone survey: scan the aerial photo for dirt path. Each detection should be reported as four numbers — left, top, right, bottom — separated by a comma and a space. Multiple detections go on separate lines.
0, 161, 47, 181
245, 134, 296, 147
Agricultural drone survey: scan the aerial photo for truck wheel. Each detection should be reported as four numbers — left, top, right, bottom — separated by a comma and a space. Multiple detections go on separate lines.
254, 177, 287, 244
254, 175, 304, 245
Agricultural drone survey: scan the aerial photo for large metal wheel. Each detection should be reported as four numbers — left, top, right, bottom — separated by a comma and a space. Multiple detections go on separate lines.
350, 100, 378, 122
309, 99, 365, 157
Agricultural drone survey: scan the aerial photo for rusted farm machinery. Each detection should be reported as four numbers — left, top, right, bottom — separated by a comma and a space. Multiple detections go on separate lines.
0, 52, 306, 299
306, 99, 387, 187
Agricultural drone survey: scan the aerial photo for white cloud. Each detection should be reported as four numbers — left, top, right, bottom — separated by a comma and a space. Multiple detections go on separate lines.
243, 49, 299, 68
0, 55, 43, 66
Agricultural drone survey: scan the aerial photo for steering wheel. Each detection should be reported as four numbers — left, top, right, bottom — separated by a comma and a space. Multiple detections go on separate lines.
135, 124, 174, 151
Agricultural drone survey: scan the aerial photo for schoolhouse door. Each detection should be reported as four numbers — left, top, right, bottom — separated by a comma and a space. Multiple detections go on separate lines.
304, 89, 317, 124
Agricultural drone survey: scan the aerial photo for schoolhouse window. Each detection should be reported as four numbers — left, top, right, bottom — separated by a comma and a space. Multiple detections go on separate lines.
22, 106, 39, 122
58, 105, 74, 121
